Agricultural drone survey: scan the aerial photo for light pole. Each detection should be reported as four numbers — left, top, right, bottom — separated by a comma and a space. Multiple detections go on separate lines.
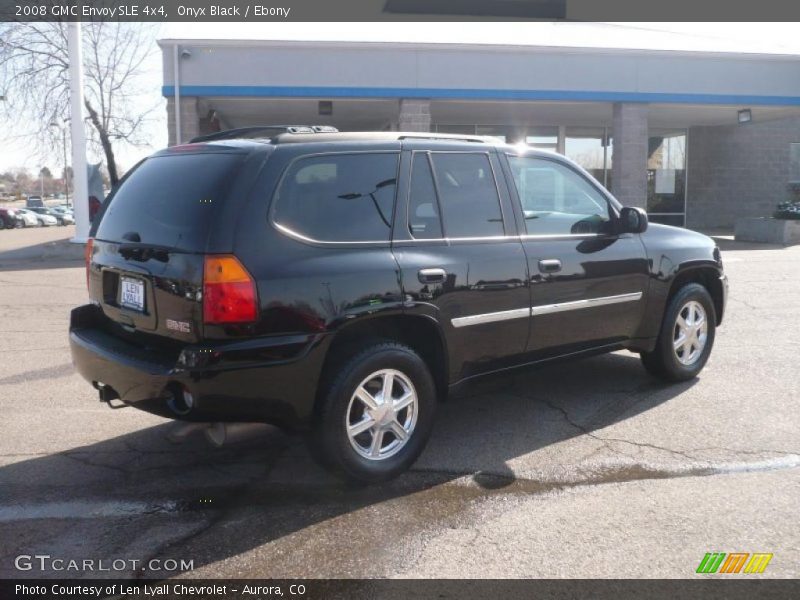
50, 121, 70, 207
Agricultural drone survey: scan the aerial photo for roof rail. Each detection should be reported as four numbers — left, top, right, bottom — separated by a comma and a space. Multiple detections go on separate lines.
397, 133, 489, 143
190, 125, 339, 143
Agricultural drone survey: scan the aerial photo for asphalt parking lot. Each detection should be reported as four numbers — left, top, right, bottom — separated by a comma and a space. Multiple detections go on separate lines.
0, 225, 798, 579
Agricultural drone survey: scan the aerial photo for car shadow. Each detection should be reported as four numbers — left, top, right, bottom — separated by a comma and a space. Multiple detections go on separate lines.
0, 351, 696, 578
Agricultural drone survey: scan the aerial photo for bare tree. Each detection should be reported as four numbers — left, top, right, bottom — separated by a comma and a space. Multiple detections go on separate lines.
0, 21, 158, 186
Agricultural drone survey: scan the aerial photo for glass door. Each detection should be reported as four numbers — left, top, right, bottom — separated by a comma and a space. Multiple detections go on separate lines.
647, 129, 687, 227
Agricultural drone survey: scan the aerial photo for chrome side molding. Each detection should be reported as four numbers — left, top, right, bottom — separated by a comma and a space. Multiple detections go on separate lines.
450, 292, 643, 328
451, 307, 530, 328
531, 292, 643, 316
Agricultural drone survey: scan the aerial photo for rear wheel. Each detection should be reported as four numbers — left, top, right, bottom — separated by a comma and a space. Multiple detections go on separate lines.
310, 342, 436, 483
640, 283, 716, 381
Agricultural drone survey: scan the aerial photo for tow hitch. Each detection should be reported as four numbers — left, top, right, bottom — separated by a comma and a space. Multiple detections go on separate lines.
93, 381, 127, 409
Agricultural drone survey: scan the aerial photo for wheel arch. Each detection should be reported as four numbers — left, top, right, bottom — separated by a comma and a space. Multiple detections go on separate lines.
317, 314, 449, 409
667, 264, 725, 326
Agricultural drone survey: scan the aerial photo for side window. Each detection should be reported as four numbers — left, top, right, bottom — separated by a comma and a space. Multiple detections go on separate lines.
430, 153, 504, 238
273, 153, 399, 242
507, 156, 611, 235
408, 154, 443, 238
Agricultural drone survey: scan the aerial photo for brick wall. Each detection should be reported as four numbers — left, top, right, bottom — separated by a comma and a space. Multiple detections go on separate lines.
611, 103, 649, 210
687, 115, 800, 230
398, 99, 431, 132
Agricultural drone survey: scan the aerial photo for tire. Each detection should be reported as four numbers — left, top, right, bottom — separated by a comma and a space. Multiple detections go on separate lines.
309, 341, 437, 483
640, 282, 716, 382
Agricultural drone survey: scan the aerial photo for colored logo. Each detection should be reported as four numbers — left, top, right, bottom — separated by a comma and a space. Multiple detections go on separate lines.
696, 552, 773, 574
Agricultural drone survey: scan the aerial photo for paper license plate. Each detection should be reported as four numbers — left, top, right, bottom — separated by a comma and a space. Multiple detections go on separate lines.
119, 277, 145, 312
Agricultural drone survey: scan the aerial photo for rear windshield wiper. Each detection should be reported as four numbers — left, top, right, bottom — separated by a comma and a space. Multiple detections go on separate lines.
117, 242, 178, 262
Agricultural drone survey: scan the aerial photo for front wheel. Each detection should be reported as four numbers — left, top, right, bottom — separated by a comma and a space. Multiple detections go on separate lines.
640, 282, 716, 382
310, 342, 437, 483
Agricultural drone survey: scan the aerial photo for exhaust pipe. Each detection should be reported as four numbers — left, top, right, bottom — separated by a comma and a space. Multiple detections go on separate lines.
167, 385, 194, 416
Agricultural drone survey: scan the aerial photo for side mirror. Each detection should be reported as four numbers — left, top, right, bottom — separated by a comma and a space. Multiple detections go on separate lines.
619, 206, 648, 234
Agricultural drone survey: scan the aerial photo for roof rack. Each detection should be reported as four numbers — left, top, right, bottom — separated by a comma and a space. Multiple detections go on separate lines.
397, 133, 490, 143
190, 125, 339, 143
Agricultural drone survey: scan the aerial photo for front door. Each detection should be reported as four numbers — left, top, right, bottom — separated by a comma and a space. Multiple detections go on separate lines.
392, 146, 530, 383
503, 153, 650, 356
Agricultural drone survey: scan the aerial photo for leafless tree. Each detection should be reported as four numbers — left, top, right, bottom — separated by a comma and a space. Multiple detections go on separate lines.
0, 21, 158, 186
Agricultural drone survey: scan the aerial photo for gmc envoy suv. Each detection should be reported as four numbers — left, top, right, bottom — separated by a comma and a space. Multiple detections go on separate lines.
70, 126, 727, 482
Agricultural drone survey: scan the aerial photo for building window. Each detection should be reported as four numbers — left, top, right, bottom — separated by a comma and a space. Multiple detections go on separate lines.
525, 126, 559, 151
434, 124, 476, 135
647, 130, 687, 227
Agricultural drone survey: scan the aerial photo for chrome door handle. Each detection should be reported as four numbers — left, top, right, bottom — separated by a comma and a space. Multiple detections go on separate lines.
418, 268, 447, 284
538, 259, 562, 273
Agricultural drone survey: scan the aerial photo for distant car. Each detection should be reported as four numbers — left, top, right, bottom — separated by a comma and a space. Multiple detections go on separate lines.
22, 207, 58, 227
49, 206, 75, 225
26, 195, 45, 208
0, 208, 24, 229
12, 208, 39, 227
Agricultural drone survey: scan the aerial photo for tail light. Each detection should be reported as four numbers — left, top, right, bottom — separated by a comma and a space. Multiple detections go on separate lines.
203, 255, 258, 324
84, 238, 94, 291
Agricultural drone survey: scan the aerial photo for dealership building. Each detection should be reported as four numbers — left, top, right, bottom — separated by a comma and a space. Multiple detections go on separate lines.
159, 38, 800, 230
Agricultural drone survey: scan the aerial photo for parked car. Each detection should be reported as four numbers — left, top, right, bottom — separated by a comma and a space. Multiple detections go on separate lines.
22, 207, 58, 227
70, 127, 728, 483
47, 206, 75, 225
26, 195, 45, 208
27, 206, 60, 227
0, 208, 24, 229
12, 208, 39, 228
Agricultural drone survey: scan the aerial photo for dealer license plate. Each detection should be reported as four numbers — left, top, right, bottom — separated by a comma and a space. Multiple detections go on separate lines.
119, 277, 145, 312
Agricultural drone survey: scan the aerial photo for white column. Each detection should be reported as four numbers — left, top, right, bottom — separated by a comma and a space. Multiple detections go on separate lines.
68, 22, 89, 243
173, 44, 182, 144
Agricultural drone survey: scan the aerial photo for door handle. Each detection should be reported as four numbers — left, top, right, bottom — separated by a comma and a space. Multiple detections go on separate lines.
538, 259, 562, 273
418, 268, 447, 284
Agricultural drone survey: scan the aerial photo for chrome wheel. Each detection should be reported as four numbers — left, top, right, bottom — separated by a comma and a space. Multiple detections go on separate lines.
345, 368, 418, 461
673, 300, 708, 366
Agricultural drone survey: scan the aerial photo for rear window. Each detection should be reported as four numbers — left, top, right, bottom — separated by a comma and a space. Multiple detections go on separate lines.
272, 152, 399, 243
96, 153, 244, 251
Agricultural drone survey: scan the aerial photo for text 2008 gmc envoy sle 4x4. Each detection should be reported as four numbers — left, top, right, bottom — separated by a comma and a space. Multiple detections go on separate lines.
70, 127, 727, 483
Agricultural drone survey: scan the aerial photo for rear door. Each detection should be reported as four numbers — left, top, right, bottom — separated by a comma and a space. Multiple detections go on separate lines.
392, 143, 530, 383
88, 148, 255, 343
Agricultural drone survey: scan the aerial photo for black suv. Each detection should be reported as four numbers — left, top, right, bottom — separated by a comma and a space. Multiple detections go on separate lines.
70, 127, 727, 482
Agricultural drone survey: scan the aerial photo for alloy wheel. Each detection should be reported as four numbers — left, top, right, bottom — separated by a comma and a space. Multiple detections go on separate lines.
673, 300, 708, 366
345, 368, 418, 461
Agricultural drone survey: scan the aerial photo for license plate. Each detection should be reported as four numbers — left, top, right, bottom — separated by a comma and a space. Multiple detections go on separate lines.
119, 277, 145, 312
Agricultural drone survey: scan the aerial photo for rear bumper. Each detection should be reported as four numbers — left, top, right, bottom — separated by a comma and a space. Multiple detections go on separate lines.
69, 304, 328, 429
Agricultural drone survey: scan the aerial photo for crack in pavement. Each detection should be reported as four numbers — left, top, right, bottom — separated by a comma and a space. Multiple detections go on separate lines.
530, 394, 798, 465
